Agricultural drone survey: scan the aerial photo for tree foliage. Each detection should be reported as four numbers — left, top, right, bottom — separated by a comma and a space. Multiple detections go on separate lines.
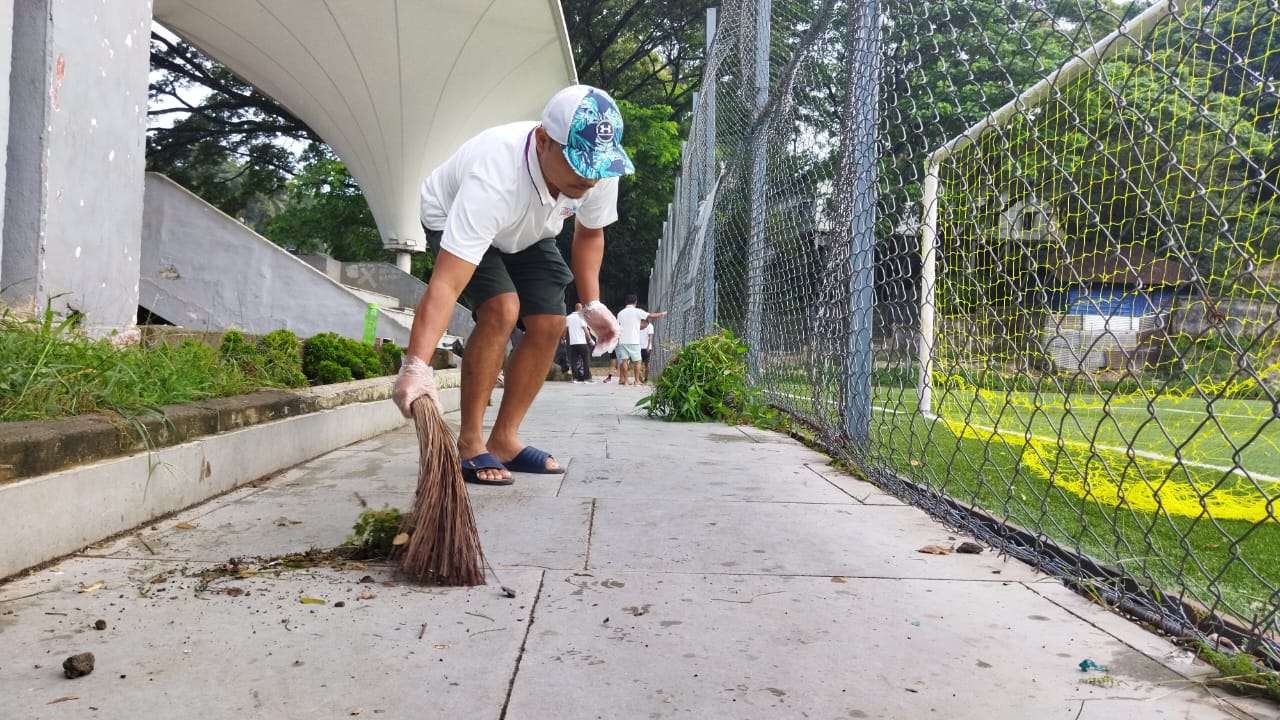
566, 0, 711, 114
263, 145, 382, 260
945, 0, 1280, 288
147, 32, 314, 224
561, 100, 683, 307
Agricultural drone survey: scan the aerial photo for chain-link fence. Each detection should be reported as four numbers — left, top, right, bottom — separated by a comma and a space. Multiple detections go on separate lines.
650, 0, 1279, 665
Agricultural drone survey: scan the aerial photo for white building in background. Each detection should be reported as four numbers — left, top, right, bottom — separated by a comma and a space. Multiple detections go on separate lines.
0, 0, 575, 338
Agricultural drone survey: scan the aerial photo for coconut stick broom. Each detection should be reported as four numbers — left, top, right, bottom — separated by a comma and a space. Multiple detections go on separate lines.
397, 395, 486, 586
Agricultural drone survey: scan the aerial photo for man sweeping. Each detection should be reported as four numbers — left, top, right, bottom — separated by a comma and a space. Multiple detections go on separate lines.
392, 85, 632, 485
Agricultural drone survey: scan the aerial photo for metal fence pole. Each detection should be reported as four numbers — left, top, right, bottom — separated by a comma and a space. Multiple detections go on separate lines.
917, 163, 939, 417
702, 7, 719, 334
843, 0, 880, 447
745, 0, 771, 376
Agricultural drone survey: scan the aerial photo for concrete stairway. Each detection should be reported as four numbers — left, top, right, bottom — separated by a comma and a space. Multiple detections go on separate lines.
139, 173, 471, 347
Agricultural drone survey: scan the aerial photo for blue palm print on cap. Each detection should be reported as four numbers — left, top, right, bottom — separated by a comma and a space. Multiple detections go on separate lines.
563, 90, 636, 180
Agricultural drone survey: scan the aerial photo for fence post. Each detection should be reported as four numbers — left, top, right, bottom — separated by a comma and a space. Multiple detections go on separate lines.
745, 0, 771, 377
843, 0, 880, 448
702, 6, 719, 334
917, 163, 939, 418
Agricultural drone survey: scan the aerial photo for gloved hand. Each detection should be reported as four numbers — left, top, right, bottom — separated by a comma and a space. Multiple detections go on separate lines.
582, 300, 620, 356
392, 355, 440, 417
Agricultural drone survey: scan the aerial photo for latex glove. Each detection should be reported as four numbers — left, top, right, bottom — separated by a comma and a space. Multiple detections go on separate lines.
582, 300, 620, 356
392, 356, 440, 417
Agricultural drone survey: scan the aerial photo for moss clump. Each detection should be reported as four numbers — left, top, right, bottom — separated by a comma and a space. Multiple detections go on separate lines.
302, 332, 384, 384
378, 340, 404, 375
1195, 642, 1279, 701
217, 329, 306, 388
346, 507, 405, 558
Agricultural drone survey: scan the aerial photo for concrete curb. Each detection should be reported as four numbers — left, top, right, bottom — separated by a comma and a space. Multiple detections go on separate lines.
0, 371, 460, 483
0, 379, 461, 580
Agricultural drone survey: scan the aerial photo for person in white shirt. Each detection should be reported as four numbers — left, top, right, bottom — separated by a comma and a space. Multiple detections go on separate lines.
638, 318, 656, 383
392, 86, 632, 485
615, 294, 668, 386
565, 302, 595, 382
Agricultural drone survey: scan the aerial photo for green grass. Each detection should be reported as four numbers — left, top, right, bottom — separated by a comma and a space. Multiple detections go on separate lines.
1, 312, 275, 422
761, 377, 1279, 623
870, 409, 1279, 622
875, 384, 1280, 480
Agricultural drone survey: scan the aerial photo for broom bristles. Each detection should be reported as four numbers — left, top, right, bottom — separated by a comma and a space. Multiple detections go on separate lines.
399, 395, 486, 586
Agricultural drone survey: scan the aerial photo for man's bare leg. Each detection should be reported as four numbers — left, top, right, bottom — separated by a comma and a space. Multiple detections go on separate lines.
487, 313, 565, 471
618, 359, 630, 386
458, 293, 519, 482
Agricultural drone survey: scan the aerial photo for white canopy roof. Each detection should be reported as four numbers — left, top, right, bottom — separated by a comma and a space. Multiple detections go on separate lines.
154, 0, 577, 251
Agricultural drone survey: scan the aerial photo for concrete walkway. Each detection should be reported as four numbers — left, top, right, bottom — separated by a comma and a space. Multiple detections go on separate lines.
0, 384, 1270, 719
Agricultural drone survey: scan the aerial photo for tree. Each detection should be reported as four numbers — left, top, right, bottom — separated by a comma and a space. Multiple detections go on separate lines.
148, 32, 316, 225
565, 0, 711, 115
264, 145, 381, 260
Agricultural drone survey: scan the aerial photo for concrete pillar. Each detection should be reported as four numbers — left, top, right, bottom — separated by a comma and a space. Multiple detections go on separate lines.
0, 2, 13, 288
395, 251, 412, 274
2, 0, 152, 334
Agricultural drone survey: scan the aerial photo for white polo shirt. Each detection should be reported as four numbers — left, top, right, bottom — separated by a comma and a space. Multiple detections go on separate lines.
641, 323, 655, 350
566, 311, 589, 345
420, 121, 620, 265
617, 305, 649, 345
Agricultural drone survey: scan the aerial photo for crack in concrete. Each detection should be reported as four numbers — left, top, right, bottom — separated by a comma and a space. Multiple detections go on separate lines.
802, 463, 867, 504
498, 569, 545, 720
582, 498, 598, 571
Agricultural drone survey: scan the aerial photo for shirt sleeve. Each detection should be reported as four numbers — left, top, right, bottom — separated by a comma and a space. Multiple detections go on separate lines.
439, 171, 517, 265
574, 176, 620, 229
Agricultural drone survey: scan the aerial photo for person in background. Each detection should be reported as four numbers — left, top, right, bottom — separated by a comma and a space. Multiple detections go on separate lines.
566, 302, 595, 383
554, 327, 571, 375
638, 317, 656, 384
602, 350, 618, 383
616, 294, 667, 386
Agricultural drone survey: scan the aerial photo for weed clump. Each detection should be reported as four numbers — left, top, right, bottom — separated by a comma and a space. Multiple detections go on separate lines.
637, 329, 786, 430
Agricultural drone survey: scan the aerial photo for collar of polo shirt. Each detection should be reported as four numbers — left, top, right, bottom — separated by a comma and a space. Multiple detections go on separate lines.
525, 129, 555, 207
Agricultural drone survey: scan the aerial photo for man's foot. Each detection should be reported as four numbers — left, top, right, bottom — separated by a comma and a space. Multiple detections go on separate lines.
489, 439, 562, 473
460, 453, 513, 485
459, 440, 511, 482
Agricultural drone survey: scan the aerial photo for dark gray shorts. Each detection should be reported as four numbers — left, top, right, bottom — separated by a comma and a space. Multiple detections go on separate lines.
426, 228, 574, 318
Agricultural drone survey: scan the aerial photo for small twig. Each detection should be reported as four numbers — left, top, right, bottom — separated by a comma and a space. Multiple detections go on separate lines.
418, 623, 427, 640
469, 627, 506, 637
0, 588, 56, 604
353, 492, 368, 508
137, 535, 157, 555
44, 612, 68, 616
464, 611, 494, 622
710, 591, 784, 604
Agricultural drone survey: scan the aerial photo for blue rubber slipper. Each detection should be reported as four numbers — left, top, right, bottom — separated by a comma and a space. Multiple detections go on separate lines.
503, 446, 565, 475
461, 452, 513, 486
